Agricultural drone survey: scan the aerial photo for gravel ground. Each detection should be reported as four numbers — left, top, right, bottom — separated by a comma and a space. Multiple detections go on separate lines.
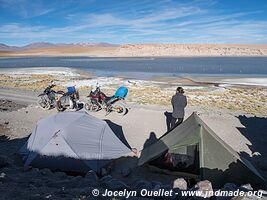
0, 89, 266, 199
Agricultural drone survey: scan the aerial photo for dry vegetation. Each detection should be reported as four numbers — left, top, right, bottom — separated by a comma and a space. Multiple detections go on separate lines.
123, 85, 267, 116
1, 73, 266, 116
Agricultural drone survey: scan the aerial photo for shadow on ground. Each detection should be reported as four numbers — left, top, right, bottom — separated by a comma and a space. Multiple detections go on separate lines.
135, 115, 267, 189
1, 114, 267, 194
236, 115, 267, 182
164, 111, 172, 132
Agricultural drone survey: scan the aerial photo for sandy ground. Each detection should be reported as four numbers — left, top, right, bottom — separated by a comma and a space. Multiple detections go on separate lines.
0, 90, 261, 158
0, 88, 266, 173
0, 90, 264, 156
1, 44, 267, 57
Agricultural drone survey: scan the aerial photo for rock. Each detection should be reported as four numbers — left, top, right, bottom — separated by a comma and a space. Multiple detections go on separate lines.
173, 178, 187, 190
22, 165, 33, 172
40, 168, 52, 175
31, 168, 40, 173
195, 180, 213, 191
0, 172, 6, 178
194, 180, 213, 198
239, 184, 253, 191
223, 183, 237, 191
0, 172, 14, 183
161, 184, 177, 200
75, 187, 91, 196
133, 180, 152, 192
231, 192, 263, 200
72, 176, 83, 183
151, 181, 162, 190
82, 170, 99, 186
46, 180, 74, 188
104, 179, 129, 190
259, 190, 267, 198
161, 184, 173, 190
54, 171, 66, 178
0, 155, 9, 168
28, 194, 46, 200
85, 170, 99, 182
45, 194, 52, 199
100, 175, 113, 182
153, 184, 162, 191
252, 152, 260, 156
121, 167, 131, 177
33, 180, 43, 188
100, 168, 108, 176
4, 121, 9, 125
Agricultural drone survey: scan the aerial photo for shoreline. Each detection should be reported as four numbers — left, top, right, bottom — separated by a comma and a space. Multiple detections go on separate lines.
2, 55, 267, 58
0, 66, 267, 117
1, 66, 267, 87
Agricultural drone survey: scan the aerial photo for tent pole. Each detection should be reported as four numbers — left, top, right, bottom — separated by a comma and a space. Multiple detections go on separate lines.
199, 125, 204, 180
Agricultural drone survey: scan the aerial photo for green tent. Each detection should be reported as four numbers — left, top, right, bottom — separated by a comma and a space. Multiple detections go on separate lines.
138, 112, 265, 188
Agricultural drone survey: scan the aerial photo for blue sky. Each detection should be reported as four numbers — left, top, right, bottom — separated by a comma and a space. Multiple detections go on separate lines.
0, 0, 267, 46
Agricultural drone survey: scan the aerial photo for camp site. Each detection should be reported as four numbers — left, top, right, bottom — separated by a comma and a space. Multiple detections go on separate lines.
1, 0, 267, 199
1, 89, 267, 199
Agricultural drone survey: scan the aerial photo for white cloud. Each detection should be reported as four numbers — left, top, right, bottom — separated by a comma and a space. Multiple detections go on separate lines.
0, 0, 55, 18
0, 1, 266, 44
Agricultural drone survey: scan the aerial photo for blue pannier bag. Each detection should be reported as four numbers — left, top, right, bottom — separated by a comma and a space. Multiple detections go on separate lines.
67, 86, 76, 94
114, 86, 128, 98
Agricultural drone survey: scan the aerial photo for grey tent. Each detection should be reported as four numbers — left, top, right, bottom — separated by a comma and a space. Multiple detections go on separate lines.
138, 112, 265, 188
20, 111, 131, 173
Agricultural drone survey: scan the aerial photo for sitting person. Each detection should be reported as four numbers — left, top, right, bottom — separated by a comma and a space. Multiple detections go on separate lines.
164, 152, 194, 170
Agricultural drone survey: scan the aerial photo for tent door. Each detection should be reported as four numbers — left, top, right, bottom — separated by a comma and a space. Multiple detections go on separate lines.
148, 144, 200, 175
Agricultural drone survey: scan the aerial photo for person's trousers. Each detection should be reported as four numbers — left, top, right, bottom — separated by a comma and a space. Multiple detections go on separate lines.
170, 117, 184, 129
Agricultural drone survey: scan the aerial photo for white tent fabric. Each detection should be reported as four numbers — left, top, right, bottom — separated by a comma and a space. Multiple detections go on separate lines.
20, 111, 131, 172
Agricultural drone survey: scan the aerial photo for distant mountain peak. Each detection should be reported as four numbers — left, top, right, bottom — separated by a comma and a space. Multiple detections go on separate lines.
0, 43, 19, 51
23, 42, 57, 49
0, 42, 119, 51
74, 42, 119, 47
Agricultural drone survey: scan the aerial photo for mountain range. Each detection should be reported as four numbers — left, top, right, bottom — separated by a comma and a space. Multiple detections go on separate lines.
0, 42, 119, 51
1, 43, 266, 56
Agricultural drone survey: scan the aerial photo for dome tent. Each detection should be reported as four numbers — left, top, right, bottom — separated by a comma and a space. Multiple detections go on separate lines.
20, 111, 131, 173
